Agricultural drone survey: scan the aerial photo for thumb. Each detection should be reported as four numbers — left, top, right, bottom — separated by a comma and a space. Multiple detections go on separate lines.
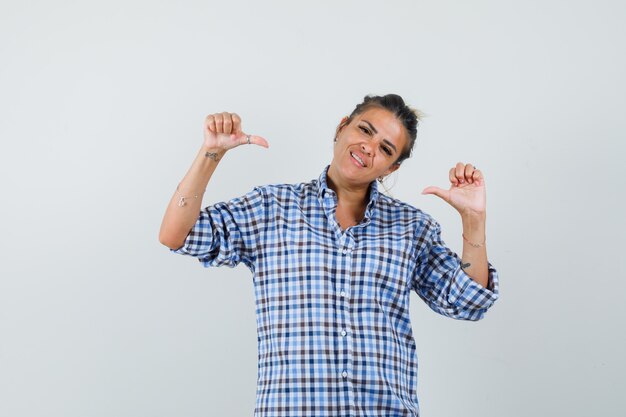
421, 186, 450, 202
230, 132, 270, 148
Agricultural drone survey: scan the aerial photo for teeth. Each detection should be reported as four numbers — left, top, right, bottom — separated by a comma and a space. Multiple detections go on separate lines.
351, 152, 365, 167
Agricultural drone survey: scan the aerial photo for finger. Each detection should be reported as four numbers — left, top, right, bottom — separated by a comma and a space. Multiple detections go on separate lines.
237, 133, 270, 148
472, 169, 484, 185
213, 113, 224, 133
421, 186, 450, 202
231, 113, 242, 134
464, 163, 475, 184
222, 112, 232, 134
455, 162, 465, 184
205, 115, 216, 132
449, 167, 458, 186
251, 135, 270, 148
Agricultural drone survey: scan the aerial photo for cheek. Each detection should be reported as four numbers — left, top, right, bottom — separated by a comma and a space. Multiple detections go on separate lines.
393, 144, 409, 164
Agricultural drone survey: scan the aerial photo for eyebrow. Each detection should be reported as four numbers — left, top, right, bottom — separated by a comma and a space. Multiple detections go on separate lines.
362, 119, 398, 153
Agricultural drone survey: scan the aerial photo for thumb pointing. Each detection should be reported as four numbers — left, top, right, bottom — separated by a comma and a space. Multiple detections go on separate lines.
231, 132, 270, 148
421, 186, 449, 202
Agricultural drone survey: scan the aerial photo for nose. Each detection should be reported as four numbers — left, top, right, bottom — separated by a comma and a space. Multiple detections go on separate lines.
361, 143, 372, 156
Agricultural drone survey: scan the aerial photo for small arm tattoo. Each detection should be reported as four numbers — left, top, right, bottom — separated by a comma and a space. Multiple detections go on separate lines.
461, 262, 471, 270
205, 151, 220, 161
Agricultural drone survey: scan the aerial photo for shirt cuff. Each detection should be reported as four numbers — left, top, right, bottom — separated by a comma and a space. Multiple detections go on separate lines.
168, 216, 213, 257
452, 262, 500, 310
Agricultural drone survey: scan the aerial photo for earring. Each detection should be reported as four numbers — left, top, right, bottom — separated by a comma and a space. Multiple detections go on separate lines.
377, 176, 384, 183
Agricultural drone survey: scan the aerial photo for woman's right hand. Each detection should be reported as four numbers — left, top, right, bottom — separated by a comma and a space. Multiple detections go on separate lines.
203, 112, 269, 151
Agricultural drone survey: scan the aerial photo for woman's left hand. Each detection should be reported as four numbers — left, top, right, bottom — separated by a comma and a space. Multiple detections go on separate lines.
422, 162, 486, 217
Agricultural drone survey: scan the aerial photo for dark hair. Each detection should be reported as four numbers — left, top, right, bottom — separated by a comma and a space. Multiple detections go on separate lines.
345, 93, 421, 165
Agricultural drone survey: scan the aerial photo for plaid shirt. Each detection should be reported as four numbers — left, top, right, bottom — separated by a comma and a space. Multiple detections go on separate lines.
171, 165, 499, 417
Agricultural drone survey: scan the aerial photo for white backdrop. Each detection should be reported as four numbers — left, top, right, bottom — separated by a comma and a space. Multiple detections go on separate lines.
1, 0, 624, 416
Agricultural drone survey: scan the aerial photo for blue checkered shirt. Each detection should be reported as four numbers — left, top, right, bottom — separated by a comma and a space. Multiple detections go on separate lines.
171, 165, 499, 416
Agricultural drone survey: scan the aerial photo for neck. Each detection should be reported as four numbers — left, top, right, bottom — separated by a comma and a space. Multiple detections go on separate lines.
326, 165, 370, 209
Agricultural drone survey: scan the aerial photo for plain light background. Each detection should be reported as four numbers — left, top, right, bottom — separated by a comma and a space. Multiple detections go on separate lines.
1, 0, 624, 416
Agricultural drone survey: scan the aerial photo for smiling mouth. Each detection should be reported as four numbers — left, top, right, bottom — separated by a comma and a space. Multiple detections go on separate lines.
350, 152, 366, 167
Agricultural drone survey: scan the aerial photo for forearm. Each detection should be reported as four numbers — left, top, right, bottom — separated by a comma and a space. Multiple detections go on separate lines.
159, 146, 227, 249
460, 212, 489, 288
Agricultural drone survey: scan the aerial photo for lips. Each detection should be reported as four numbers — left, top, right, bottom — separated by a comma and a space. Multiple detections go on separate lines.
350, 151, 367, 167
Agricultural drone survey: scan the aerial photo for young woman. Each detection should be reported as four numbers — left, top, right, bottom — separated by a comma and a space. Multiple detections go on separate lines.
159, 94, 499, 416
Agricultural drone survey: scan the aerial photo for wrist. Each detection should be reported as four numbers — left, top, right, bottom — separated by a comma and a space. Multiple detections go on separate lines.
461, 210, 485, 223
199, 146, 227, 161
461, 211, 486, 238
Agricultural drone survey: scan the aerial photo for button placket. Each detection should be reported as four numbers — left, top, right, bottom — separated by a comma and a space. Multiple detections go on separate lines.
338, 236, 355, 389
346, 238, 357, 413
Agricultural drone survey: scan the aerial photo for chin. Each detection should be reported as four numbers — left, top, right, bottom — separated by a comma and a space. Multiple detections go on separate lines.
337, 164, 375, 186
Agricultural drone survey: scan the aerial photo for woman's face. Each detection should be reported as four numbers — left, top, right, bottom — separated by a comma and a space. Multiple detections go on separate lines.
329, 107, 408, 188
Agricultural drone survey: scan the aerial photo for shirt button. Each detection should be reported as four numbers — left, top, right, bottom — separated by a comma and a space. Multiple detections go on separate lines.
340, 290, 346, 297
341, 329, 347, 337
342, 249, 348, 255
341, 370, 348, 378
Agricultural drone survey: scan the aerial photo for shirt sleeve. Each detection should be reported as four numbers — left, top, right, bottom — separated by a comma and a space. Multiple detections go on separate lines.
169, 186, 268, 271
411, 219, 500, 321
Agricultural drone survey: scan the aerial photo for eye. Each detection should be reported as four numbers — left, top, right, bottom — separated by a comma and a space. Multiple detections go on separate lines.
359, 125, 371, 135
381, 145, 392, 156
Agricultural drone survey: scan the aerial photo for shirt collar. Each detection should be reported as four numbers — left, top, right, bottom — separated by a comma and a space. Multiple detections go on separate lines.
316, 165, 380, 217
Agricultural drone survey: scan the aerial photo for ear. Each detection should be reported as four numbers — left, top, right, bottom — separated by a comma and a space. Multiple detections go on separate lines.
335, 116, 350, 137
383, 162, 401, 177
